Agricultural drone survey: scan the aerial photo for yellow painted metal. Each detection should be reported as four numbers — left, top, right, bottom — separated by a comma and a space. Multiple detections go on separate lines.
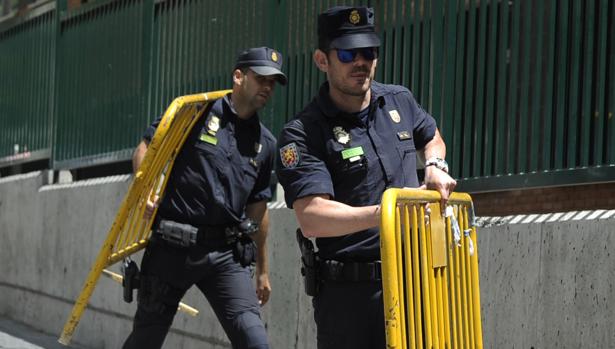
101, 270, 199, 317
380, 188, 483, 349
430, 203, 447, 268
58, 89, 231, 346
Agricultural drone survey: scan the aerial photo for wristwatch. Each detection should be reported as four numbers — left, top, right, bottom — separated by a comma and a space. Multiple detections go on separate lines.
425, 157, 449, 173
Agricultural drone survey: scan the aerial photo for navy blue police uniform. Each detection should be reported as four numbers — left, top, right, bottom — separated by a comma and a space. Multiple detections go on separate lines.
276, 21, 438, 346
123, 94, 275, 349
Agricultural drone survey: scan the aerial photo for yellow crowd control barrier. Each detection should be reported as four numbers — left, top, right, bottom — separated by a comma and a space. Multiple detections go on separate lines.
380, 188, 483, 349
58, 89, 231, 346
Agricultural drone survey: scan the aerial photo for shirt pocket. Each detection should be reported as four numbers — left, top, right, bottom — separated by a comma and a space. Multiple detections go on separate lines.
329, 151, 368, 188
397, 144, 419, 187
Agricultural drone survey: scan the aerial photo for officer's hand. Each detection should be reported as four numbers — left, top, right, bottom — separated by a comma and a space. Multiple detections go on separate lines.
255, 273, 271, 306
423, 166, 457, 209
143, 194, 160, 220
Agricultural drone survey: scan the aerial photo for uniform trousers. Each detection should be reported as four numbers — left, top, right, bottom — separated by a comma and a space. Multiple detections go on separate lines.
122, 240, 269, 349
312, 279, 386, 349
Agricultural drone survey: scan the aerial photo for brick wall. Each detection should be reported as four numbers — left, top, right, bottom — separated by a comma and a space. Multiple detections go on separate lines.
470, 182, 615, 216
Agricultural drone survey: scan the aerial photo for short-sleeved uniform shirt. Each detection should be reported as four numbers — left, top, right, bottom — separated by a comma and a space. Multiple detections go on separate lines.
276, 81, 436, 261
144, 94, 276, 227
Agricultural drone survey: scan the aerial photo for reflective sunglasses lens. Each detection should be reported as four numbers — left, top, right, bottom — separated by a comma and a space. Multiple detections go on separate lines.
337, 49, 355, 63
360, 48, 376, 61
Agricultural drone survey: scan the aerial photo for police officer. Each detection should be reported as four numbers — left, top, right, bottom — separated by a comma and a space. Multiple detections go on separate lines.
276, 7, 456, 349
123, 47, 287, 349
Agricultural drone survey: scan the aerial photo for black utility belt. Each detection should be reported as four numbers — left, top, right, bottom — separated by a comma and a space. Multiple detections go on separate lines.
154, 219, 258, 248
320, 260, 382, 282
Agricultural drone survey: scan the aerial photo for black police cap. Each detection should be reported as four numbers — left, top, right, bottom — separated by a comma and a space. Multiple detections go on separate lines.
234, 47, 287, 85
318, 6, 381, 50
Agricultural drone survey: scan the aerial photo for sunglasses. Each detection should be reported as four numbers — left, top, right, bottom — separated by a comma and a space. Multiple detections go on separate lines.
336, 47, 378, 63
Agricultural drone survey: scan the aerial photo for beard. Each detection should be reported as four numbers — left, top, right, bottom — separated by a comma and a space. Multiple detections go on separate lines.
332, 65, 373, 96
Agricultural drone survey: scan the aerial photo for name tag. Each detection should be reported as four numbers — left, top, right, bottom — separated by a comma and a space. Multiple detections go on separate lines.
397, 131, 411, 141
341, 146, 364, 162
199, 133, 218, 145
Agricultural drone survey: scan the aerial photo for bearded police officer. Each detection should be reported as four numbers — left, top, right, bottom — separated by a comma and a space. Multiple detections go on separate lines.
276, 7, 456, 349
123, 47, 287, 349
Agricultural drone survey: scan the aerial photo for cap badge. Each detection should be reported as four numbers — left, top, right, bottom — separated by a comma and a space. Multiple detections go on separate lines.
271, 51, 278, 62
280, 142, 300, 168
207, 115, 220, 135
333, 126, 350, 145
349, 9, 361, 25
389, 110, 401, 123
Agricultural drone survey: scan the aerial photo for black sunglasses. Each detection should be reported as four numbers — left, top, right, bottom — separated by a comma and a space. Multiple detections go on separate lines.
336, 47, 378, 63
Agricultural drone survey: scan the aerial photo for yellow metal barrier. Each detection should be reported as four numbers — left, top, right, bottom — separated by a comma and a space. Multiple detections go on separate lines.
380, 188, 483, 349
58, 90, 231, 345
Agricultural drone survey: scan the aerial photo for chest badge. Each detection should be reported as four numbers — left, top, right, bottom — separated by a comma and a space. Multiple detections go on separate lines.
389, 110, 401, 123
280, 142, 300, 168
255, 142, 262, 154
333, 126, 351, 145
207, 115, 220, 135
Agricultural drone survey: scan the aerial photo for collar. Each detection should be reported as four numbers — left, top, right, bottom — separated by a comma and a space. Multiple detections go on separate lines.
222, 94, 260, 129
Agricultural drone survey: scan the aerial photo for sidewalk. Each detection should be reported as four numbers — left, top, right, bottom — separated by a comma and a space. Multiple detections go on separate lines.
0, 317, 86, 349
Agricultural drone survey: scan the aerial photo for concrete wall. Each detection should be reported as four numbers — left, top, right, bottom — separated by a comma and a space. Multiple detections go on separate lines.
1, 172, 614, 348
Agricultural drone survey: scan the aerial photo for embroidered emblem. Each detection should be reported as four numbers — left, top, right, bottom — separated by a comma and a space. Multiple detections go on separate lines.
333, 126, 351, 145
389, 110, 401, 123
349, 9, 361, 25
271, 51, 278, 62
207, 115, 220, 135
280, 143, 300, 168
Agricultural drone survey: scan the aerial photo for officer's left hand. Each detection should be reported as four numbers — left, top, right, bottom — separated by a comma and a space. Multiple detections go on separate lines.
422, 166, 457, 209
255, 272, 271, 306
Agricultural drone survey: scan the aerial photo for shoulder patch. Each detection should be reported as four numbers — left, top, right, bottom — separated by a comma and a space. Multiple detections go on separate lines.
280, 143, 300, 168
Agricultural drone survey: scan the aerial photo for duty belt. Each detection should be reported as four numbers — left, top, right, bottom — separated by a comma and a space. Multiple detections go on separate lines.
320, 260, 382, 282
153, 218, 256, 248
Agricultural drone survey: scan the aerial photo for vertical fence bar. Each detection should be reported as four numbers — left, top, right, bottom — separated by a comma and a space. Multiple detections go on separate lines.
418, 205, 434, 348
517, 0, 531, 173
403, 205, 416, 349
441, 0, 457, 160
593, 0, 608, 164
451, 0, 466, 177
494, 0, 509, 175
530, 0, 545, 172
424, 207, 439, 348
411, 204, 424, 348
483, 0, 497, 176
541, 0, 557, 171
608, 0, 615, 163
567, 0, 583, 168
395, 205, 407, 347
554, 1, 570, 169
473, 0, 487, 177
580, 0, 595, 167
506, 0, 520, 174
446, 216, 459, 348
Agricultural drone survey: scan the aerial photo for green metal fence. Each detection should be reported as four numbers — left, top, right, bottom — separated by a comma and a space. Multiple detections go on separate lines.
0, 0, 614, 191
0, 1, 54, 166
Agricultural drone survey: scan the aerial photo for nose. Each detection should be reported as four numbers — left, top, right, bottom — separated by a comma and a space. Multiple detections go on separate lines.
263, 79, 275, 91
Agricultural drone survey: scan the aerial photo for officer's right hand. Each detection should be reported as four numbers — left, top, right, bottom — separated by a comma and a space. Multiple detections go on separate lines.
143, 194, 160, 220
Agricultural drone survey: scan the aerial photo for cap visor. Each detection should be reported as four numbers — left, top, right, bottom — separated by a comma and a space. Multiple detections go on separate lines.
250, 66, 288, 85
331, 33, 381, 50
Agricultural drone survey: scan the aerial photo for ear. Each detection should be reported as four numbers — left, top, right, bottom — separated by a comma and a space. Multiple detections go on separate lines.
313, 49, 329, 73
232, 69, 244, 85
